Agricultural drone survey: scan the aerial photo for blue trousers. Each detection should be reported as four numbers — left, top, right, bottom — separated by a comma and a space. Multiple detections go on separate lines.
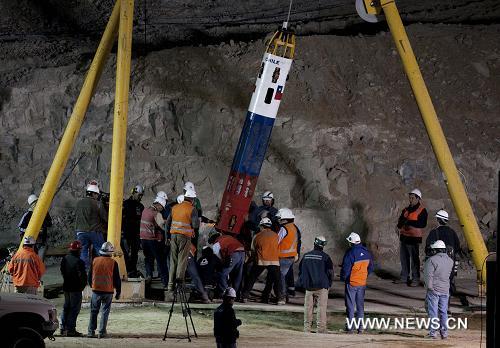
61, 291, 82, 332
141, 239, 169, 286
88, 292, 113, 335
279, 257, 295, 299
187, 256, 208, 299
426, 290, 449, 337
217, 251, 245, 294
77, 231, 104, 270
345, 284, 366, 331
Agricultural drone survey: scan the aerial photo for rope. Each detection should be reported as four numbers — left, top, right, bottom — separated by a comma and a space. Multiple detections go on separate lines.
286, 0, 294, 24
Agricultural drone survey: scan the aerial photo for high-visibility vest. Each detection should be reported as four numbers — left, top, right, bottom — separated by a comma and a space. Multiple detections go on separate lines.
279, 223, 298, 258
140, 206, 163, 241
170, 201, 195, 237
91, 256, 115, 293
399, 205, 425, 238
254, 228, 279, 266
8, 247, 45, 287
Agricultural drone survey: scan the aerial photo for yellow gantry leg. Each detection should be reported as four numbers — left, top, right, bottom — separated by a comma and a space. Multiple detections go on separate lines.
20, 1, 121, 247
107, 0, 135, 278
379, 0, 489, 282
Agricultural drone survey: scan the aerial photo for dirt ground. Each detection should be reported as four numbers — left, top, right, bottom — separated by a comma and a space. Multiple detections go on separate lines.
45, 301, 485, 348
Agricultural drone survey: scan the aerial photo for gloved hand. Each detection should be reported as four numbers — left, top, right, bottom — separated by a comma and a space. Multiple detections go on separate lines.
115, 293, 121, 300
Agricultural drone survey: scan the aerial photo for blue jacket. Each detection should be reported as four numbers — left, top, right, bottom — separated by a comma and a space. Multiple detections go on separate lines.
340, 244, 374, 286
297, 248, 333, 290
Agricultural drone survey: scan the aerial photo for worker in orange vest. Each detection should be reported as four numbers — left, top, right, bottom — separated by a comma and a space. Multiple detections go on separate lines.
87, 242, 121, 339
241, 217, 281, 303
165, 189, 199, 291
9, 236, 45, 295
395, 189, 428, 287
275, 208, 301, 305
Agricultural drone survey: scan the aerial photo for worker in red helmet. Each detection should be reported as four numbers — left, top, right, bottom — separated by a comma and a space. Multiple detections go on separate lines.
60, 240, 87, 337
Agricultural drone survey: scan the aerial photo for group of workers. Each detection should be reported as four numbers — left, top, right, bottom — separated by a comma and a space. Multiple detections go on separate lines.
7, 183, 461, 340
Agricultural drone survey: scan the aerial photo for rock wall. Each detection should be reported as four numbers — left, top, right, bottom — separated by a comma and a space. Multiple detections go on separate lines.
0, 24, 499, 271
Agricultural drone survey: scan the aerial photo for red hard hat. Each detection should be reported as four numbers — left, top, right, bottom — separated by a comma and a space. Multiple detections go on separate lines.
69, 240, 82, 251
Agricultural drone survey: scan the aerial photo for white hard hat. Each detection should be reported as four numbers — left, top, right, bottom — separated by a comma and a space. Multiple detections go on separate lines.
184, 189, 197, 198
223, 287, 237, 298
262, 191, 274, 200
259, 217, 273, 227
314, 235, 327, 247
409, 188, 422, 199
154, 197, 166, 208
100, 241, 115, 255
184, 181, 195, 192
177, 195, 185, 204
276, 208, 294, 220
133, 185, 144, 194
430, 240, 446, 249
156, 191, 168, 200
23, 236, 36, 246
86, 184, 100, 194
346, 232, 361, 244
27, 194, 38, 205
435, 210, 449, 221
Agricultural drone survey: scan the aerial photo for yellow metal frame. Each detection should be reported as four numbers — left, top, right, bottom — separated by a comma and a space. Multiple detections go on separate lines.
266, 28, 296, 59
19, 0, 135, 278
366, 0, 489, 282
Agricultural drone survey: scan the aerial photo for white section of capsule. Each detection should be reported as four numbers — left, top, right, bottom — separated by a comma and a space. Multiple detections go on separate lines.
248, 52, 293, 119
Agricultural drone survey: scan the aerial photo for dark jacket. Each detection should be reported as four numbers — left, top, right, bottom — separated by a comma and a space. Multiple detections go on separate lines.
197, 247, 219, 286
18, 210, 52, 244
214, 303, 241, 344
298, 248, 334, 290
340, 244, 374, 286
248, 205, 278, 231
397, 202, 428, 244
75, 197, 107, 233
425, 225, 461, 258
60, 252, 87, 292
88, 256, 122, 295
122, 198, 144, 239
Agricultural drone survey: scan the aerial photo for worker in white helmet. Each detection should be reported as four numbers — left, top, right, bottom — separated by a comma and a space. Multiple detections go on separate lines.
165, 189, 200, 291
214, 287, 242, 347
8, 236, 46, 295
140, 196, 169, 287
248, 191, 278, 232
18, 193, 53, 261
298, 235, 333, 334
395, 188, 428, 287
425, 210, 462, 307
122, 185, 145, 277
423, 240, 454, 339
74, 181, 108, 270
341, 233, 374, 334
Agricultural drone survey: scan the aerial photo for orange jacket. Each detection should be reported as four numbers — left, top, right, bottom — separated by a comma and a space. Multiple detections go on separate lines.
279, 223, 298, 258
9, 247, 45, 287
399, 204, 425, 238
91, 256, 115, 293
170, 201, 195, 237
253, 228, 279, 266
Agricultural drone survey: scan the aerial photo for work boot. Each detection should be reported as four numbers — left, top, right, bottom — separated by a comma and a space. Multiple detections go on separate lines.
425, 334, 437, 339
66, 330, 83, 337
409, 280, 420, 287
87, 331, 96, 338
392, 279, 407, 284
277, 299, 286, 305
260, 297, 269, 304
98, 332, 107, 339
59, 329, 67, 337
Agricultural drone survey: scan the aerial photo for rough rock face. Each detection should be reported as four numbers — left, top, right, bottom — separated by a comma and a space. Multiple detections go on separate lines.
2, 0, 500, 45
0, 21, 499, 271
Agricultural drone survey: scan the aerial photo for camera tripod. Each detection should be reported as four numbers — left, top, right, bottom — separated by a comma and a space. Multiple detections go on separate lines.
163, 282, 198, 342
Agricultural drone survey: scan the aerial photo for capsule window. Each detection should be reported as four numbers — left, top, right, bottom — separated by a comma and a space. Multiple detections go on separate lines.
272, 67, 280, 83
264, 88, 274, 104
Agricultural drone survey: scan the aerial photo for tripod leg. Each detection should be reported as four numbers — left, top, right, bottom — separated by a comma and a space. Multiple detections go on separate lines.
183, 288, 198, 338
163, 285, 178, 340
179, 286, 192, 342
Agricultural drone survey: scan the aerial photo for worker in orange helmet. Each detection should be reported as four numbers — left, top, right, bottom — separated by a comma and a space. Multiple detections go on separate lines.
8, 235, 46, 295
